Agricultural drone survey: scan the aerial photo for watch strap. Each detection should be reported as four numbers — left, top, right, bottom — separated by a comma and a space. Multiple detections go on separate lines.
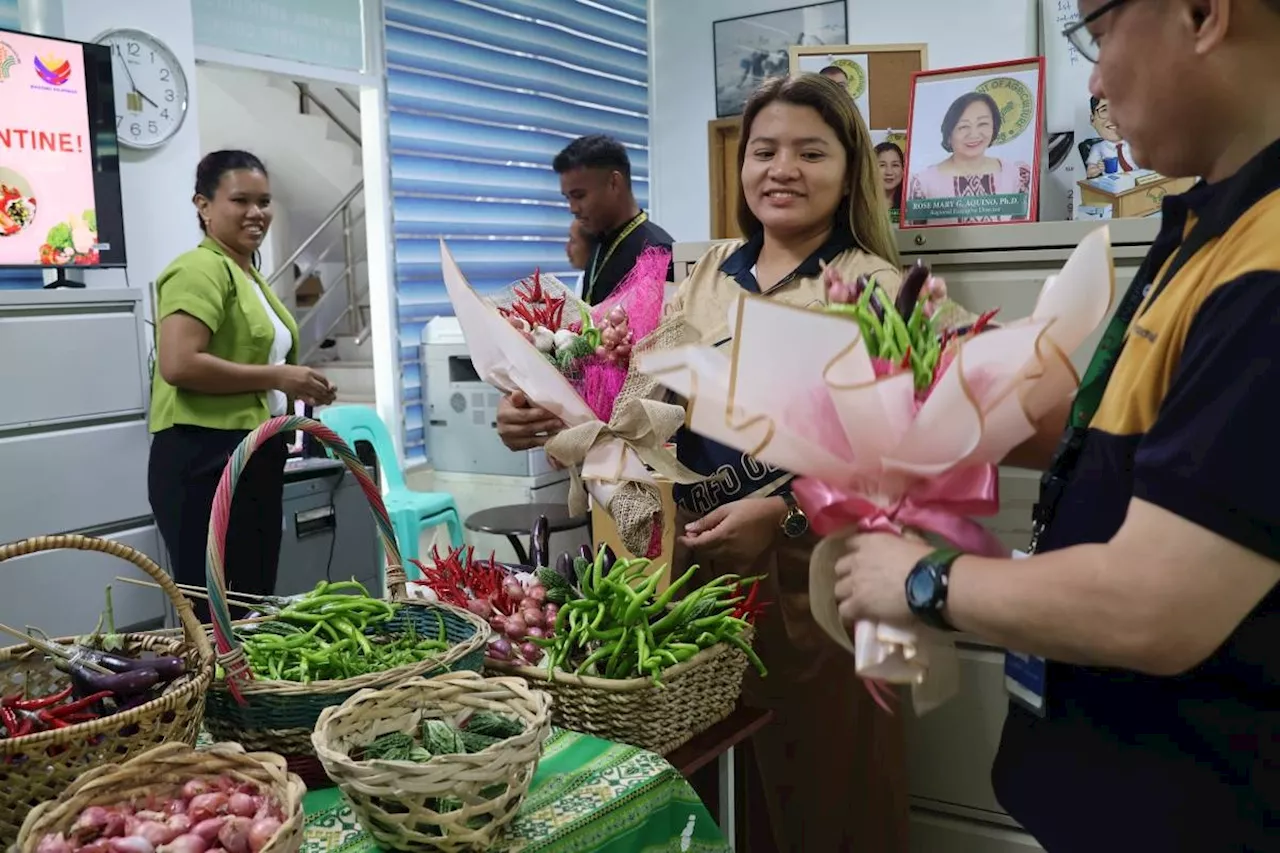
907, 547, 962, 632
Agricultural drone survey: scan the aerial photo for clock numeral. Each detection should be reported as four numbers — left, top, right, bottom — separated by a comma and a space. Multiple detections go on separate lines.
148, 121, 159, 134
160, 109, 170, 120
159, 67, 171, 82
130, 122, 141, 138
165, 89, 175, 103
127, 41, 140, 57
115, 115, 123, 129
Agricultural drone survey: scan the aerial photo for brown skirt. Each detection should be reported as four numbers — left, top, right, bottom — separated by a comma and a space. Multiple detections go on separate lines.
674, 509, 909, 853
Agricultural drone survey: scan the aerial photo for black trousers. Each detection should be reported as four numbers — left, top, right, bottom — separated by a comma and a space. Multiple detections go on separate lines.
148, 425, 286, 623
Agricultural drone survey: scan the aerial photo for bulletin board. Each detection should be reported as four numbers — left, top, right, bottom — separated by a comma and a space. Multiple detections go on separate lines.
789, 43, 928, 131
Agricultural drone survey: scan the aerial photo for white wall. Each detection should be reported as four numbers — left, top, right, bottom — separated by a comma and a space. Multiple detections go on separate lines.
649, 0, 1039, 242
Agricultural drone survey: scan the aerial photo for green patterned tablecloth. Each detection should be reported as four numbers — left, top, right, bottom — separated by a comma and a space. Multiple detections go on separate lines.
300, 729, 729, 852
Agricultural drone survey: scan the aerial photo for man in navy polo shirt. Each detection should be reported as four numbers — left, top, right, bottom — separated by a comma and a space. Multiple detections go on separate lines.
828, 1, 1280, 849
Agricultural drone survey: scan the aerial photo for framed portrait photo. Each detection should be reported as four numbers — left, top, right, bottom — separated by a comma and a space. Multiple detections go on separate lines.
713, 1, 847, 118
901, 57, 1046, 229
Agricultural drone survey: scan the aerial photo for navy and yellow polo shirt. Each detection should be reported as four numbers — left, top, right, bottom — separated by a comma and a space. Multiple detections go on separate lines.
993, 139, 1280, 852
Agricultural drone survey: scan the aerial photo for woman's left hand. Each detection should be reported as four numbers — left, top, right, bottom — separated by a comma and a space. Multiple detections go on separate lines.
679, 497, 786, 565
832, 533, 933, 629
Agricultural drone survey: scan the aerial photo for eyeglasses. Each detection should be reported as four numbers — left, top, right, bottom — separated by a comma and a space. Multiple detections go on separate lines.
1062, 0, 1132, 63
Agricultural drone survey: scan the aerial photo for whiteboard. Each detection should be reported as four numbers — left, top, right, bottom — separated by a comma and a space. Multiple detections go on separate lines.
1041, 0, 1093, 133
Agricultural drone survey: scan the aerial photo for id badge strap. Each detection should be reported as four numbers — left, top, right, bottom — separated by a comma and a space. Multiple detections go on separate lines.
1003, 550, 1048, 716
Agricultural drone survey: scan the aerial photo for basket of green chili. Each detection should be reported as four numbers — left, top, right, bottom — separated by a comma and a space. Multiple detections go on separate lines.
484, 548, 766, 755
201, 416, 489, 786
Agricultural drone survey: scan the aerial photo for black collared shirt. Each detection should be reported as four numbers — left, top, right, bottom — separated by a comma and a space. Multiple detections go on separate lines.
993, 137, 1280, 853
583, 212, 674, 305
718, 227, 859, 294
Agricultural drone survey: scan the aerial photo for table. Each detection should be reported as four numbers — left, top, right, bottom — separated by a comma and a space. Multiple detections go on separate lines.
464, 503, 589, 566
299, 728, 729, 852
1076, 173, 1197, 218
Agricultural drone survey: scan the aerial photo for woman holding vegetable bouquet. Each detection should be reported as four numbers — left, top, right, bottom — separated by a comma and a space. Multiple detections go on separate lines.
148, 150, 336, 622
499, 74, 956, 852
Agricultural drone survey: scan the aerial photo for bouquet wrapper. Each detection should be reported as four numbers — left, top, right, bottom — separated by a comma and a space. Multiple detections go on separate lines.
440, 240, 702, 557
638, 227, 1117, 713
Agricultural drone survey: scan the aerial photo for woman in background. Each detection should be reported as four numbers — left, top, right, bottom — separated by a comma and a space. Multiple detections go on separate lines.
148, 150, 336, 620
876, 140, 905, 223
566, 218, 594, 297
908, 91, 1031, 224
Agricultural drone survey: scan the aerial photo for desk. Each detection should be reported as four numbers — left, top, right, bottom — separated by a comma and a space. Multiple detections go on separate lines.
1077, 174, 1197, 218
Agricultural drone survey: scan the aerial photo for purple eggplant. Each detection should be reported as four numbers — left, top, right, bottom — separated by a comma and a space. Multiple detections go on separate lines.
66, 663, 160, 698
579, 543, 594, 563
554, 551, 576, 586
894, 259, 932, 318
80, 649, 185, 682
530, 514, 550, 569
599, 544, 617, 575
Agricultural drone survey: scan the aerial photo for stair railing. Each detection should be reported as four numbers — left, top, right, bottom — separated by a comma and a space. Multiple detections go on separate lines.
296, 81, 361, 145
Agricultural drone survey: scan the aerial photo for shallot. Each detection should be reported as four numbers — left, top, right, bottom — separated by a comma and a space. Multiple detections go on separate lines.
227, 794, 257, 819
217, 817, 251, 853
191, 818, 227, 843
180, 781, 210, 801
188, 793, 229, 824
525, 626, 545, 640
520, 642, 543, 663
466, 598, 492, 618
489, 637, 513, 660
158, 835, 208, 853
133, 822, 176, 847
108, 836, 154, 853
37, 834, 72, 853
504, 615, 527, 637
247, 819, 281, 853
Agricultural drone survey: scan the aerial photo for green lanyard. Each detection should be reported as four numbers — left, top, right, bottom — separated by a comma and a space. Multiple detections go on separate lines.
585, 211, 647, 303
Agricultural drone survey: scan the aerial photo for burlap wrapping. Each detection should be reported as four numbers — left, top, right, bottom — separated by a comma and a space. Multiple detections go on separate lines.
545, 315, 704, 556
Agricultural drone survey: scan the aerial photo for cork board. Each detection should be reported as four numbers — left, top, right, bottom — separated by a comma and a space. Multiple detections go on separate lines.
789, 43, 929, 132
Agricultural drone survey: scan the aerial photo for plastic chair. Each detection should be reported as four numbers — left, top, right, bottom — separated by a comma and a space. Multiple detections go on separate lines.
318, 405, 464, 577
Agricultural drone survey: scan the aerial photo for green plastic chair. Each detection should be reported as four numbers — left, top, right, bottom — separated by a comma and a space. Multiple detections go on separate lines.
318, 405, 464, 576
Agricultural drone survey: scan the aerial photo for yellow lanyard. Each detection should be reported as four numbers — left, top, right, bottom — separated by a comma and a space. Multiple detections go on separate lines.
585, 211, 647, 303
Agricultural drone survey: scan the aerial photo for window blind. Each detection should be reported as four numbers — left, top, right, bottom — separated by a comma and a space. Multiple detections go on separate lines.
383, 0, 651, 462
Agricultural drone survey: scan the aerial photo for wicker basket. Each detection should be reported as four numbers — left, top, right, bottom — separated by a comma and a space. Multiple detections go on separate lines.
201, 417, 489, 785
485, 629, 752, 755
312, 672, 552, 852
0, 535, 214, 847
13, 741, 306, 853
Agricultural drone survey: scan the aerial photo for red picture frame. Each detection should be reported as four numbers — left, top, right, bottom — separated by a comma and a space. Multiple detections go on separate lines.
899, 56, 1047, 230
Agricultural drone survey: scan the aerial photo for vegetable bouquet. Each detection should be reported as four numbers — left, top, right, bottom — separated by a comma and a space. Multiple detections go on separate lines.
638, 227, 1117, 714
440, 239, 701, 559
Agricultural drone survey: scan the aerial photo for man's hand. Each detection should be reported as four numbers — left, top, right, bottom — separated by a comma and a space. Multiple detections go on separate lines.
678, 497, 786, 565
833, 533, 933, 630
1087, 162, 1103, 179
495, 390, 564, 451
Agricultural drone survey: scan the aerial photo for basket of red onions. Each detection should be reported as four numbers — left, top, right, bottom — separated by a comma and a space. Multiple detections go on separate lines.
15, 742, 305, 853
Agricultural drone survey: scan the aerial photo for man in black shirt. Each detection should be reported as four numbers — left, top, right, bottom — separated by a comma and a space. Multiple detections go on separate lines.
552, 134, 674, 305
827, 1, 1280, 850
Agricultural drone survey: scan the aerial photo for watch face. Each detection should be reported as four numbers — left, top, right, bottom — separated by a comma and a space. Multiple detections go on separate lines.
906, 566, 937, 609
97, 29, 189, 150
783, 511, 809, 538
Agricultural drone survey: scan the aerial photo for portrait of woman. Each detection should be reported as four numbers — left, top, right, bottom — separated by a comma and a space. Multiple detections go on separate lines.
875, 140, 905, 222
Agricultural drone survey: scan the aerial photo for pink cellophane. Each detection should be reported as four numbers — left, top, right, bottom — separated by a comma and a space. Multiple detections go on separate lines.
638, 227, 1117, 714
579, 246, 670, 422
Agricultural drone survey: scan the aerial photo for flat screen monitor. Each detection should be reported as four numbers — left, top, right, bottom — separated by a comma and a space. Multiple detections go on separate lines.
0, 27, 127, 270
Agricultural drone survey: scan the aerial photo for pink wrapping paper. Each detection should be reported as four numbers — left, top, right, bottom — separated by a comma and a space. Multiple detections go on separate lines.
638, 227, 1117, 714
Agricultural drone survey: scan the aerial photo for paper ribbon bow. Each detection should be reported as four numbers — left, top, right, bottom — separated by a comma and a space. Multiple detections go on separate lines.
545, 396, 704, 518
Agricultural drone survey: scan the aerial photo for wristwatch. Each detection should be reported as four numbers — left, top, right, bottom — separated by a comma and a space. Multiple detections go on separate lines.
779, 491, 809, 538
905, 548, 962, 632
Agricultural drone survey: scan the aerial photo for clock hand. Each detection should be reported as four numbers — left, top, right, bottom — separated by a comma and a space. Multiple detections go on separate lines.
112, 44, 159, 109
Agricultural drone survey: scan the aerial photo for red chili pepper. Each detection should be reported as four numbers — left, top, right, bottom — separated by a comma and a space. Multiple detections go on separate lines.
969, 308, 1000, 336
47, 690, 112, 719
0, 705, 20, 737
1, 692, 23, 708
37, 711, 68, 729
11, 685, 74, 711
59, 712, 99, 724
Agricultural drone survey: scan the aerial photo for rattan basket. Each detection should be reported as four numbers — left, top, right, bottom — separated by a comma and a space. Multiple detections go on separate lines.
13, 741, 306, 853
485, 628, 751, 755
201, 417, 489, 785
0, 535, 214, 846
312, 672, 551, 852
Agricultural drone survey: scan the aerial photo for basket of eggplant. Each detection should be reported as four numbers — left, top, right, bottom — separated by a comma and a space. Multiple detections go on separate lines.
0, 535, 214, 848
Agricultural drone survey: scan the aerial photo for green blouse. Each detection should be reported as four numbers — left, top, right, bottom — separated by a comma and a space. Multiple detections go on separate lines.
148, 238, 300, 433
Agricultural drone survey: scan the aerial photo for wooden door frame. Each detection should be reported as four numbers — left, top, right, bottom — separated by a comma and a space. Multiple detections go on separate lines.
708, 116, 741, 239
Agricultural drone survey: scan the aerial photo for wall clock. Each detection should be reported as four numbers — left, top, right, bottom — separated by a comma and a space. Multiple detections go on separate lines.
94, 28, 189, 150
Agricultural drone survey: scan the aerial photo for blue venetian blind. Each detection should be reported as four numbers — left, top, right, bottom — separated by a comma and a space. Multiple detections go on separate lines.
383, 0, 651, 463
0, 1, 55, 289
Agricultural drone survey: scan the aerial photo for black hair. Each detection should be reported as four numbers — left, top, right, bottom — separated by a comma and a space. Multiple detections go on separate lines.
820, 65, 847, 79
874, 141, 905, 210
552, 135, 632, 186
1090, 96, 1104, 116
194, 149, 268, 233
940, 92, 1001, 153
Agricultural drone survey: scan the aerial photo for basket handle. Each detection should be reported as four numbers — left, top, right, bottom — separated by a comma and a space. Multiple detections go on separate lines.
0, 534, 213, 665
206, 415, 409, 701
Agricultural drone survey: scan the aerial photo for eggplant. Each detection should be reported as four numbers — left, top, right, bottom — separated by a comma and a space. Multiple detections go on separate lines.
530, 514, 550, 569
81, 649, 185, 682
579, 543, 594, 563
598, 544, 617, 576
67, 664, 160, 698
554, 551, 575, 586
894, 259, 932, 319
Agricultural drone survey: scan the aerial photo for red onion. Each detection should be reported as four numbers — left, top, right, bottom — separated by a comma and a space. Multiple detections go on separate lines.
526, 585, 547, 604
104, 812, 129, 840
158, 835, 210, 853
36, 834, 71, 853
520, 642, 542, 663
167, 815, 193, 836
227, 794, 256, 819
191, 818, 228, 843
247, 818, 281, 853
108, 836, 155, 853
81, 842, 112, 853
607, 306, 627, 325
505, 615, 528, 637
466, 598, 492, 618
488, 637, 513, 660
188, 794, 229, 824
521, 608, 543, 629
181, 780, 210, 800
488, 614, 507, 633
525, 626, 545, 639
218, 817, 251, 853
135, 821, 178, 847
72, 806, 111, 841
165, 800, 187, 817
503, 580, 525, 602
544, 603, 559, 621
212, 777, 236, 794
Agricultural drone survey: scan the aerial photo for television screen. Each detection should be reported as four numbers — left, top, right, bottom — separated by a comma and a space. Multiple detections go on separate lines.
0, 28, 127, 268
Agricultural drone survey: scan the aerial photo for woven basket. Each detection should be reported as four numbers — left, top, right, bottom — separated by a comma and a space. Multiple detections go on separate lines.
0, 535, 214, 846
13, 741, 306, 853
485, 628, 752, 755
312, 672, 552, 852
201, 417, 489, 784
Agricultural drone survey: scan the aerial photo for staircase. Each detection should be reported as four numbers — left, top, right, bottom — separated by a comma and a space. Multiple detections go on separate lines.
195, 65, 374, 410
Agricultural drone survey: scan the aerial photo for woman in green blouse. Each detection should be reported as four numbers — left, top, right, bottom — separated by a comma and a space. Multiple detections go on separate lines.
148, 150, 335, 620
